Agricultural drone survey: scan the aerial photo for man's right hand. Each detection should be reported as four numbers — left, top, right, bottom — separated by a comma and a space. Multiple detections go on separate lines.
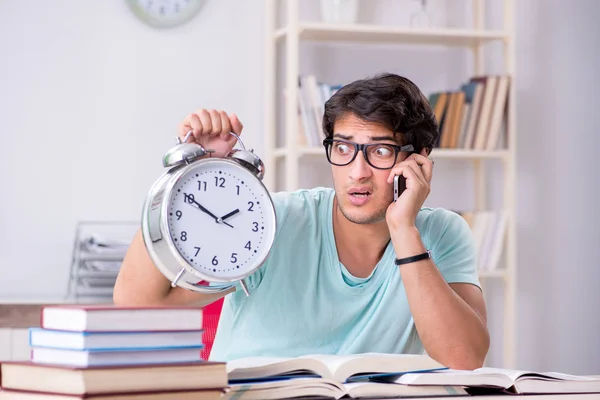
113, 108, 243, 307
179, 109, 244, 158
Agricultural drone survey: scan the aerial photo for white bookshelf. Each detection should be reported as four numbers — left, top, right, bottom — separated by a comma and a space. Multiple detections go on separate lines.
263, 0, 517, 369
274, 22, 508, 46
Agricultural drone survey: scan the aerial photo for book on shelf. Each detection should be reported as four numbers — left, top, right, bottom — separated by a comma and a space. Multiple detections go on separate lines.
383, 366, 600, 395
287, 73, 511, 154
0, 361, 227, 397
429, 74, 511, 152
296, 74, 341, 147
39, 305, 203, 332
458, 210, 508, 272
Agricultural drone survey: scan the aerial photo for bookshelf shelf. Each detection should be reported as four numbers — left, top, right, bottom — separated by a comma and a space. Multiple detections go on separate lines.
264, 0, 517, 369
274, 147, 510, 161
274, 23, 508, 47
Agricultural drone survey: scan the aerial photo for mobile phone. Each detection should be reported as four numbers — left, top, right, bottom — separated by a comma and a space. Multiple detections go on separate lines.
394, 175, 406, 202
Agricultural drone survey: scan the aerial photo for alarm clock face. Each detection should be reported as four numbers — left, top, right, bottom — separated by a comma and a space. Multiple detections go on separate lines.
165, 160, 276, 281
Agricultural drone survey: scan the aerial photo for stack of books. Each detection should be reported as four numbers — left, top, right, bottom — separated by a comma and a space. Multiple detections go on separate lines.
0, 305, 228, 399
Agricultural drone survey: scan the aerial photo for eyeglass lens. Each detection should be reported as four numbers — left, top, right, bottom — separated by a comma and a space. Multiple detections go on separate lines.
327, 140, 401, 169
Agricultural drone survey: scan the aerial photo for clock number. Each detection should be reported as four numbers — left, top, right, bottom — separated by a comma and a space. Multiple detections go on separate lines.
159, 6, 165, 15
194, 246, 201, 256
184, 193, 195, 203
212, 256, 219, 266
236, 185, 240, 195
175, 210, 182, 220
180, 231, 187, 241
197, 181, 207, 191
247, 201, 254, 211
244, 241, 252, 250
230, 253, 238, 263
252, 222, 259, 232
215, 177, 225, 188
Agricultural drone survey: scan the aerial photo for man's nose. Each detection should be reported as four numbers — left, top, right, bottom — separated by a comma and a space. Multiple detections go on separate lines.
348, 151, 372, 182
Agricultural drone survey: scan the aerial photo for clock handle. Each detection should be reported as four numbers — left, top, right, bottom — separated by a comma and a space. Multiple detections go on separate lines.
226, 132, 247, 151
179, 130, 195, 144
240, 279, 251, 297
179, 130, 246, 151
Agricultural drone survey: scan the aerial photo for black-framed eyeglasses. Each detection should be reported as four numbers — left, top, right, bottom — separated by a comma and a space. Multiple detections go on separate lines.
322, 138, 414, 170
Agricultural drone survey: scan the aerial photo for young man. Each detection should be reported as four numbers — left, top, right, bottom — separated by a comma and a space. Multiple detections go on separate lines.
114, 73, 489, 369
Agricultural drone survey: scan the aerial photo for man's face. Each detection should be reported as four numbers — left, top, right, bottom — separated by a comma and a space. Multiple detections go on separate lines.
330, 113, 405, 225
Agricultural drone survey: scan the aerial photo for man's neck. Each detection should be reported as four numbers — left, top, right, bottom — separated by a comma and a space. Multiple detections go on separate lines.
331, 196, 391, 278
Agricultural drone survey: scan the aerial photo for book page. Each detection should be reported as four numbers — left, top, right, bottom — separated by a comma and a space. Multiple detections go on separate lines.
300, 353, 444, 382
475, 367, 533, 382
396, 368, 513, 389
227, 357, 332, 381
474, 367, 600, 383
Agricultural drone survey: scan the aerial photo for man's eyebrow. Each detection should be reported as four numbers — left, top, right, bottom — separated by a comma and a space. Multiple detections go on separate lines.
370, 135, 397, 142
333, 133, 353, 140
333, 133, 397, 142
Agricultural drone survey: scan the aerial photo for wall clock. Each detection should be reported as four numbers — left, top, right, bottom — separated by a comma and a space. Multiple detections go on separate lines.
126, 0, 206, 28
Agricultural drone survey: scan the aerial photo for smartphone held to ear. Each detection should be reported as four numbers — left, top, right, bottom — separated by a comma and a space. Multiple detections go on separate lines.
394, 175, 406, 202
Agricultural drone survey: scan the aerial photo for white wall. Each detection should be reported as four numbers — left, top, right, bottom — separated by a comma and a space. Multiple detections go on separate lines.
0, 0, 264, 297
513, 0, 600, 375
1, 0, 598, 375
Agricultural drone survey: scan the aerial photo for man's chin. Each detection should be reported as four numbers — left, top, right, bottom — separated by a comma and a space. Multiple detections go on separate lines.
338, 201, 387, 225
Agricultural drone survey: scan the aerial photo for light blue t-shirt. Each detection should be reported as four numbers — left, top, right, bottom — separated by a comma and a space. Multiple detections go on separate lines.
209, 187, 480, 361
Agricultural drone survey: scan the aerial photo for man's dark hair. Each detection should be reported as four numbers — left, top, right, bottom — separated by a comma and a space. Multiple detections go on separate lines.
322, 73, 438, 154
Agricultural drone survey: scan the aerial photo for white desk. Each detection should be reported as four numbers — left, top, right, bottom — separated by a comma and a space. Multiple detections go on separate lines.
415, 395, 599, 399
442, 393, 600, 400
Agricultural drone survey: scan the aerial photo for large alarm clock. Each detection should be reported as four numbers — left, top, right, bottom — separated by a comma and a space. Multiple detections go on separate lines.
141, 131, 277, 296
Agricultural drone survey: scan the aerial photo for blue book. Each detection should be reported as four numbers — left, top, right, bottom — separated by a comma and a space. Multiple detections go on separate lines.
29, 327, 204, 351
30, 345, 206, 367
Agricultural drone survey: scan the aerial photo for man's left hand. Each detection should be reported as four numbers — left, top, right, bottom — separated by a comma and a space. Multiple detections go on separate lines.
385, 149, 433, 231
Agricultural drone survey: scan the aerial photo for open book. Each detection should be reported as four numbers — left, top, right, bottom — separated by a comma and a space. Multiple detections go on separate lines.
389, 367, 600, 394
228, 378, 467, 399
227, 353, 446, 383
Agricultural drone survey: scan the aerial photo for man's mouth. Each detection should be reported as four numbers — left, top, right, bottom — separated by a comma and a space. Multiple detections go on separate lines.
348, 188, 372, 198
350, 191, 371, 197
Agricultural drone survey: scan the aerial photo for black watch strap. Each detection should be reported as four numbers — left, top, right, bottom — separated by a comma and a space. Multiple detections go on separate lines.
395, 250, 431, 266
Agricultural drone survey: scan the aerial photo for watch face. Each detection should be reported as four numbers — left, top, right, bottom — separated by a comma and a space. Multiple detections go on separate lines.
165, 160, 276, 281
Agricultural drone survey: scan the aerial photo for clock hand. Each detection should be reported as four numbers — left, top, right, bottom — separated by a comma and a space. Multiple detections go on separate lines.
220, 209, 240, 221
186, 198, 234, 228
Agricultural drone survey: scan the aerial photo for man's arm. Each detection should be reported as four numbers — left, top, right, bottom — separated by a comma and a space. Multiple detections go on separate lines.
392, 226, 489, 370
114, 108, 243, 306
113, 229, 234, 306
386, 151, 489, 370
